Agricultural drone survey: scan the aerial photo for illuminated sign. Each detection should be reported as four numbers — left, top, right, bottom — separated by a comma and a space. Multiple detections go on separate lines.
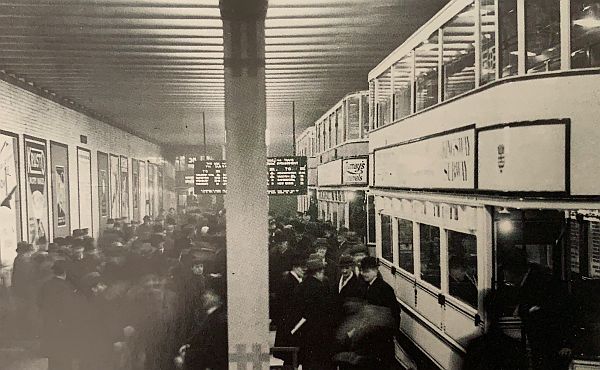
194, 160, 227, 194
267, 156, 307, 195
194, 156, 307, 195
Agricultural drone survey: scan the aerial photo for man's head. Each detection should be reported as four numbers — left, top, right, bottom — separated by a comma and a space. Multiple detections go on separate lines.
349, 244, 369, 265
501, 249, 528, 286
313, 238, 328, 258
143, 215, 151, 225
51, 259, 68, 278
306, 257, 326, 281
338, 255, 355, 279
337, 227, 349, 243
360, 256, 379, 283
291, 254, 307, 279
201, 289, 222, 312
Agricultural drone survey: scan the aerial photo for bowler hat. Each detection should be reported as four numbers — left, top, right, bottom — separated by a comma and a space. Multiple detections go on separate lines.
306, 258, 326, 272
359, 256, 379, 271
16, 241, 33, 253
338, 254, 355, 268
348, 243, 368, 256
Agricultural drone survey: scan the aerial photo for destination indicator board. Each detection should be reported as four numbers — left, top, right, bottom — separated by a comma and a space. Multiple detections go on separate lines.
194, 160, 227, 194
194, 157, 307, 195
267, 156, 307, 195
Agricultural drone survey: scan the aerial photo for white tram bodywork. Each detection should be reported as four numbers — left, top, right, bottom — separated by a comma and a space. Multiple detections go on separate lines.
367, 0, 600, 368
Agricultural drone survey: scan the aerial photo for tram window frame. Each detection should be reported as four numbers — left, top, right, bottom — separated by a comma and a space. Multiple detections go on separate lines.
367, 195, 376, 245
347, 95, 361, 140
442, 2, 476, 101
375, 69, 392, 128
480, 0, 498, 85
415, 32, 440, 112
447, 230, 478, 308
525, 0, 561, 73
499, 0, 518, 78
419, 223, 442, 288
392, 57, 412, 121
397, 218, 414, 274
571, 0, 600, 69
381, 214, 394, 263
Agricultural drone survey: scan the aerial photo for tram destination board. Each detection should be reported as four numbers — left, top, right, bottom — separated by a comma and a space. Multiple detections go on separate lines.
194, 157, 307, 195
194, 160, 227, 194
267, 156, 307, 195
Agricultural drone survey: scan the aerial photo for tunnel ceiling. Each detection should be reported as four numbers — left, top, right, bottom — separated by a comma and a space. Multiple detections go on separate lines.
0, 0, 445, 147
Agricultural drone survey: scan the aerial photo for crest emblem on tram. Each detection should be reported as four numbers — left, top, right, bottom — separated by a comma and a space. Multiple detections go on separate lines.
497, 144, 505, 173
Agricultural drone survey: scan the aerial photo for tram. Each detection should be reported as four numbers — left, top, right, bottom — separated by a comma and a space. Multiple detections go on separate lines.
367, 0, 600, 368
309, 90, 370, 241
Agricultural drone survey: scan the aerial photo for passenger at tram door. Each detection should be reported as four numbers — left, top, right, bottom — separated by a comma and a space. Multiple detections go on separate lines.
293, 256, 337, 370
498, 249, 574, 370
448, 255, 478, 306
273, 254, 307, 366
461, 290, 526, 370
348, 244, 369, 278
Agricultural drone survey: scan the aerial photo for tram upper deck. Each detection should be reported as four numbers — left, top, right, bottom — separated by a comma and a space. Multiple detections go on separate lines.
365, 1, 600, 369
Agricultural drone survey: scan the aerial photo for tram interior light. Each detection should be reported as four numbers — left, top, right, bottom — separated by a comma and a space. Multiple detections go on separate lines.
498, 219, 514, 235
346, 191, 356, 202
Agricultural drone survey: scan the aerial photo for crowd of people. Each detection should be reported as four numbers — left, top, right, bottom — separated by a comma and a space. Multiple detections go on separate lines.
268, 218, 401, 370
10, 207, 228, 370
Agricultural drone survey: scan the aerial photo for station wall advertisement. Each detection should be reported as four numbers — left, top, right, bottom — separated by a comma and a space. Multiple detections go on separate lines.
342, 157, 368, 185
110, 154, 120, 219
0, 132, 21, 270
78, 148, 93, 235
97, 151, 109, 231
120, 156, 129, 219
477, 122, 566, 192
24, 137, 49, 247
374, 127, 476, 190
50, 142, 70, 237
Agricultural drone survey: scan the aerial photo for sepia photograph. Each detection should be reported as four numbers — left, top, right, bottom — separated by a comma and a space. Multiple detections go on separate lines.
0, 0, 599, 369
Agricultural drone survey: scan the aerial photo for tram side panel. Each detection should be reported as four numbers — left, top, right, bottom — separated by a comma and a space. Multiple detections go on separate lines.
0, 78, 170, 271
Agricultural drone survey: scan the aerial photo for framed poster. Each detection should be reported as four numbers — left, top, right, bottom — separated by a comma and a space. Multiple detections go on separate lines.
109, 154, 120, 219
50, 141, 70, 237
139, 160, 147, 220
132, 159, 140, 221
0, 131, 22, 271
77, 148, 93, 235
120, 156, 129, 220
97, 151, 109, 219
24, 136, 49, 247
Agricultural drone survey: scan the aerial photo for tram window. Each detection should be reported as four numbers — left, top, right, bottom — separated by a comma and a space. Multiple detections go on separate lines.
571, 1, 600, 68
442, 2, 476, 100
480, 0, 497, 85
367, 195, 376, 245
525, 0, 561, 73
336, 107, 344, 144
381, 214, 393, 263
448, 230, 478, 308
368, 80, 376, 132
392, 57, 412, 121
361, 93, 369, 137
376, 69, 392, 128
420, 224, 441, 288
415, 33, 439, 112
397, 218, 414, 273
499, 0, 518, 77
347, 96, 361, 140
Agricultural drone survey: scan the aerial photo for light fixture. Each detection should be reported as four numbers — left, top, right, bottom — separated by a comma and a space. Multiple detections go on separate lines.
573, 17, 600, 28
498, 219, 514, 234
510, 51, 537, 57
498, 207, 511, 214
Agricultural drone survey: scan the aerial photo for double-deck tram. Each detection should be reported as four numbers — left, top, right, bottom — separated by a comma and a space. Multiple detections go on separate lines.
366, 0, 600, 368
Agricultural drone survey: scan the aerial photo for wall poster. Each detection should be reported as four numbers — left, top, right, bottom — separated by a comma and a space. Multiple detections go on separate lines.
132, 159, 140, 222
0, 132, 21, 273
97, 152, 109, 219
109, 154, 120, 219
120, 155, 129, 220
77, 148, 93, 235
148, 163, 155, 217
139, 160, 148, 219
50, 141, 70, 237
24, 136, 49, 247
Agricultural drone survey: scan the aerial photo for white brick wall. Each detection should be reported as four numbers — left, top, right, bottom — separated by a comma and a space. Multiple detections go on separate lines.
0, 78, 169, 240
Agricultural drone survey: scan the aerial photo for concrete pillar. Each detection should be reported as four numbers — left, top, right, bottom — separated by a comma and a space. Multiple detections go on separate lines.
219, 1, 270, 369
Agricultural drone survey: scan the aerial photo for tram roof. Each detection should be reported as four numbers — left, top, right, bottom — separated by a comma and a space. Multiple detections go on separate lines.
0, 0, 444, 148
